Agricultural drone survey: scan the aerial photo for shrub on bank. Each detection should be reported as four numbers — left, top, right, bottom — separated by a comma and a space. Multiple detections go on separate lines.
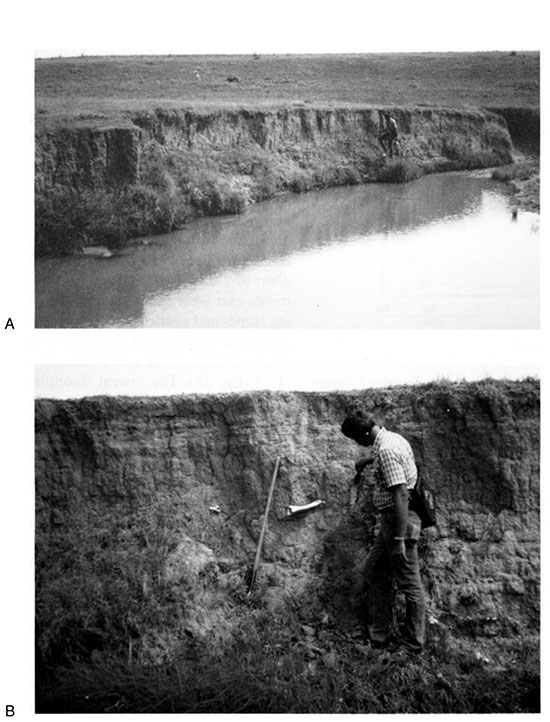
482, 121, 513, 155
35, 190, 82, 255
492, 159, 539, 183
188, 172, 251, 215
441, 129, 512, 171
376, 160, 425, 183
35, 185, 190, 254
36, 503, 184, 668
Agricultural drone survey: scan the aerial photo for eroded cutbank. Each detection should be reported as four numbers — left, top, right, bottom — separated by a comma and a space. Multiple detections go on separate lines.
35, 378, 540, 713
35, 105, 521, 255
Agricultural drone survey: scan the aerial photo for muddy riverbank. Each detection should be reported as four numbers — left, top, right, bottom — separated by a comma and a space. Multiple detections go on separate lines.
498, 160, 540, 213
35, 105, 516, 255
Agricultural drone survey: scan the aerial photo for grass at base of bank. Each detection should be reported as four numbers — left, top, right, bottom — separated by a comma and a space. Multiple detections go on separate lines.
492, 157, 539, 184
491, 155, 540, 213
36, 617, 539, 714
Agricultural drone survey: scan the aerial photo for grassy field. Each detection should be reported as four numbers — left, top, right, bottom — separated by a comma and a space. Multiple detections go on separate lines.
35, 51, 540, 128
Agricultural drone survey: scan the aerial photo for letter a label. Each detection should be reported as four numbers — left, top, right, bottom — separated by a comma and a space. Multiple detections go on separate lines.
5, 318, 14, 330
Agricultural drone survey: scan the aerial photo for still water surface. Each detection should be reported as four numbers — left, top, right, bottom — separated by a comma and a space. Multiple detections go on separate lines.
35, 172, 539, 328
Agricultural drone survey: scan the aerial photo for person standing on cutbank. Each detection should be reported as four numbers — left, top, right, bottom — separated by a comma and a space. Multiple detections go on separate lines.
378, 112, 399, 157
341, 410, 426, 653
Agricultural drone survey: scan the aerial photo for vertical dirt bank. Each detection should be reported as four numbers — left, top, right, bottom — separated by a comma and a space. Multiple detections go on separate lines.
35, 379, 539, 667
486, 107, 540, 150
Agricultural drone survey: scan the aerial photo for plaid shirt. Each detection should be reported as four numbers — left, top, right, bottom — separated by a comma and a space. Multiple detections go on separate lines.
372, 428, 417, 511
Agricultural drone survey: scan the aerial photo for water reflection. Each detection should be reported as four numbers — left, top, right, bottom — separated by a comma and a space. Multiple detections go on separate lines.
35, 172, 538, 328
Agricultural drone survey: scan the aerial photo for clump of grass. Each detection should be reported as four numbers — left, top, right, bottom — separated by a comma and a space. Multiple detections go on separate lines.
37, 607, 540, 713
376, 159, 425, 183
492, 159, 539, 183
492, 166, 519, 182
35, 184, 193, 254
439, 122, 512, 169
482, 120, 513, 153
36, 501, 183, 668
441, 144, 510, 170
35, 172, 252, 256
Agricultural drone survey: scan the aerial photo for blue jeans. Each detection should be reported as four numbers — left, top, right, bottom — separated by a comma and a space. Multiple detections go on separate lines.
363, 509, 426, 650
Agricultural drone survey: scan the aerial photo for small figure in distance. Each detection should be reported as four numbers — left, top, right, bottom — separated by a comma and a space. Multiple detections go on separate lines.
378, 112, 399, 159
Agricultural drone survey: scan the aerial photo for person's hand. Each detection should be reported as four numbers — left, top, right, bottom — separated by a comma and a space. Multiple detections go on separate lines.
355, 457, 373, 473
390, 539, 407, 563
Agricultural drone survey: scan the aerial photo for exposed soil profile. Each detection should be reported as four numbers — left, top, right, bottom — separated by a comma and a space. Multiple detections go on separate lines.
35, 378, 540, 713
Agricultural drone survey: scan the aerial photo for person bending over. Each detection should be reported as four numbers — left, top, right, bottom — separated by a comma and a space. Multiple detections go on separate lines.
341, 409, 426, 653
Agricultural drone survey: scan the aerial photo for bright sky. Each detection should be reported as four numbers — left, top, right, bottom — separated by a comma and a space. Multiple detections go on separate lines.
31, 0, 543, 57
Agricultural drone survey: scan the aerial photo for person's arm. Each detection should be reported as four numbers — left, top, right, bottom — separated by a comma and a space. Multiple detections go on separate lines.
353, 455, 373, 484
378, 447, 408, 561
390, 484, 409, 562
355, 455, 374, 473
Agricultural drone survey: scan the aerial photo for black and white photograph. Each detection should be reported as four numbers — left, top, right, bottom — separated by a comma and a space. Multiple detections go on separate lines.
33, 357, 540, 713
0, 0, 546, 717
34, 23, 539, 329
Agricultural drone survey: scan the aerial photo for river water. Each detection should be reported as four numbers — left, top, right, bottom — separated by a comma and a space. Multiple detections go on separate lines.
35, 172, 539, 329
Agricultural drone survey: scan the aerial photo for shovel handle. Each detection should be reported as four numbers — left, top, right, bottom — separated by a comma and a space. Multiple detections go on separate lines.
248, 456, 280, 594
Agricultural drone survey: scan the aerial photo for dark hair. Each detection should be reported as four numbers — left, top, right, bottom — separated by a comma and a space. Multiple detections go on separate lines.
341, 410, 377, 440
